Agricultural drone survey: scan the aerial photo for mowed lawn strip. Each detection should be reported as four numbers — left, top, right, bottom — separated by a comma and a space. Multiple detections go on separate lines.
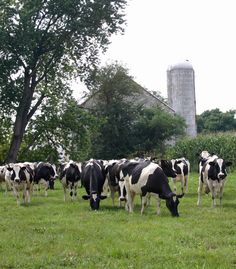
0, 172, 235, 269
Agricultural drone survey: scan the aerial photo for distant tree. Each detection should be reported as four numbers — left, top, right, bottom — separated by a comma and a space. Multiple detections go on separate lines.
0, 0, 127, 162
19, 98, 100, 162
87, 63, 142, 159
197, 109, 236, 133
132, 107, 186, 156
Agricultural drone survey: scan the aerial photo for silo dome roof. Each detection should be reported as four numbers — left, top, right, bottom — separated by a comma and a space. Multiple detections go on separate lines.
168, 60, 193, 70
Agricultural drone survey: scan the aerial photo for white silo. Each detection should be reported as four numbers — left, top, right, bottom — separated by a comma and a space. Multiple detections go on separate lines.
167, 60, 197, 137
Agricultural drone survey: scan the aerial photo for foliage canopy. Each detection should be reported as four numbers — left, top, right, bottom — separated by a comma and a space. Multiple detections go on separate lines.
0, 0, 127, 162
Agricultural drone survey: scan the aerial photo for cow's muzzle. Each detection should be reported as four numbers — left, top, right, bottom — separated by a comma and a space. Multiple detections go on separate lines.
119, 196, 127, 202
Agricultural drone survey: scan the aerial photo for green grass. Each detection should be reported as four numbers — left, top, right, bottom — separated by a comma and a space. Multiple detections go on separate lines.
0, 173, 236, 269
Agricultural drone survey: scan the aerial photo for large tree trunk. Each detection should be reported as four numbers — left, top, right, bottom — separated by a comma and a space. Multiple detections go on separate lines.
5, 108, 30, 163
5, 70, 36, 163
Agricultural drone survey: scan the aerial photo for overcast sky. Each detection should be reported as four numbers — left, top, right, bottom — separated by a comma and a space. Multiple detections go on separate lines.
74, 0, 236, 115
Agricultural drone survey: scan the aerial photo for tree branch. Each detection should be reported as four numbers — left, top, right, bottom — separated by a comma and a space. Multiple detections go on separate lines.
27, 93, 45, 122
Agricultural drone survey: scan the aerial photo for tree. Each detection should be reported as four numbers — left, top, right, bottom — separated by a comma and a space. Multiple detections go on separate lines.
197, 109, 236, 133
0, 114, 12, 163
132, 107, 186, 156
19, 97, 102, 162
0, 0, 127, 162
87, 63, 142, 159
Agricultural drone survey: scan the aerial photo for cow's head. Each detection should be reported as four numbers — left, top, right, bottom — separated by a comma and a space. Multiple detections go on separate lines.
118, 179, 127, 202
160, 160, 177, 178
47, 164, 58, 189
82, 193, 107, 210
208, 159, 232, 180
7, 165, 27, 183
165, 193, 184, 217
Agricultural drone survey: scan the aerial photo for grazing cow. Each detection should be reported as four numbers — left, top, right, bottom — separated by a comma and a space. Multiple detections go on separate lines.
118, 159, 178, 208
59, 161, 82, 201
33, 162, 58, 196
197, 155, 232, 207
81, 159, 107, 210
168, 158, 190, 194
6, 163, 34, 205
124, 161, 184, 216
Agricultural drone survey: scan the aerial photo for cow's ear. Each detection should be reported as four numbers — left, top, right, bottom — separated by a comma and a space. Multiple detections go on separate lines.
160, 160, 166, 166
176, 160, 182, 164
82, 195, 90, 200
225, 161, 232, 166
100, 195, 107, 200
208, 161, 215, 166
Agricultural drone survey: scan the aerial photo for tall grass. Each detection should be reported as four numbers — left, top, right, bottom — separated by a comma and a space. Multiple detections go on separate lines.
0, 172, 236, 269
166, 132, 236, 171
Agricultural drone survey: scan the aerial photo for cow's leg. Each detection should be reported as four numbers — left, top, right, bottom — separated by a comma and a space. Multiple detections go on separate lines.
124, 181, 132, 212
26, 185, 31, 204
126, 187, 135, 213
219, 183, 224, 207
44, 181, 49, 196
110, 190, 115, 206
74, 184, 78, 201
129, 191, 135, 212
13, 187, 20, 206
172, 178, 177, 194
197, 177, 203, 206
181, 174, 185, 194
141, 194, 148, 215
146, 193, 151, 206
156, 195, 161, 215
69, 184, 73, 200
211, 189, 216, 207
23, 185, 27, 204
63, 185, 67, 202
28, 189, 31, 203
207, 181, 215, 207
185, 174, 189, 193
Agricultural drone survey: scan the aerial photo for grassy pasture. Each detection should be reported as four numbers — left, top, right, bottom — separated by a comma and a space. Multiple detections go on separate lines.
0, 172, 236, 269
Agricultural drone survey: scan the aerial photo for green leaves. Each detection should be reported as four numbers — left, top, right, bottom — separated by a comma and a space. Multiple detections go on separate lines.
0, 0, 127, 161
132, 107, 186, 155
197, 109, 236, 133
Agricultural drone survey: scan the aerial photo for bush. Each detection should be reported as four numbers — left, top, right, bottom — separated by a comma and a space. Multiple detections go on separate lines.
166, 132, 236, 171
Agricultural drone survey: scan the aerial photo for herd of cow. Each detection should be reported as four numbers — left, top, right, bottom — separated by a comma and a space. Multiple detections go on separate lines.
0, 150, 232, 217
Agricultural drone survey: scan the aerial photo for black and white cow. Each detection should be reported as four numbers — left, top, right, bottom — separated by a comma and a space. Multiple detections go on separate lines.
168, 158, 190, 194
33, 162, 58, 196
197, 155, 232, 207
124, 161, 184, 216
6, 163, 34, 205
59, 161, 82, 201
118, 159, 178, 208
81, 159, 107, 210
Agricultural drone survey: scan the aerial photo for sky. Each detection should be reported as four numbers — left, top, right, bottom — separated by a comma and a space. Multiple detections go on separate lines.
74, 0, 236, 115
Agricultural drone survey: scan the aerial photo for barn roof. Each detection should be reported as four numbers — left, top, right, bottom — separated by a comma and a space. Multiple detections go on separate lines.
79, 79, 175, 114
